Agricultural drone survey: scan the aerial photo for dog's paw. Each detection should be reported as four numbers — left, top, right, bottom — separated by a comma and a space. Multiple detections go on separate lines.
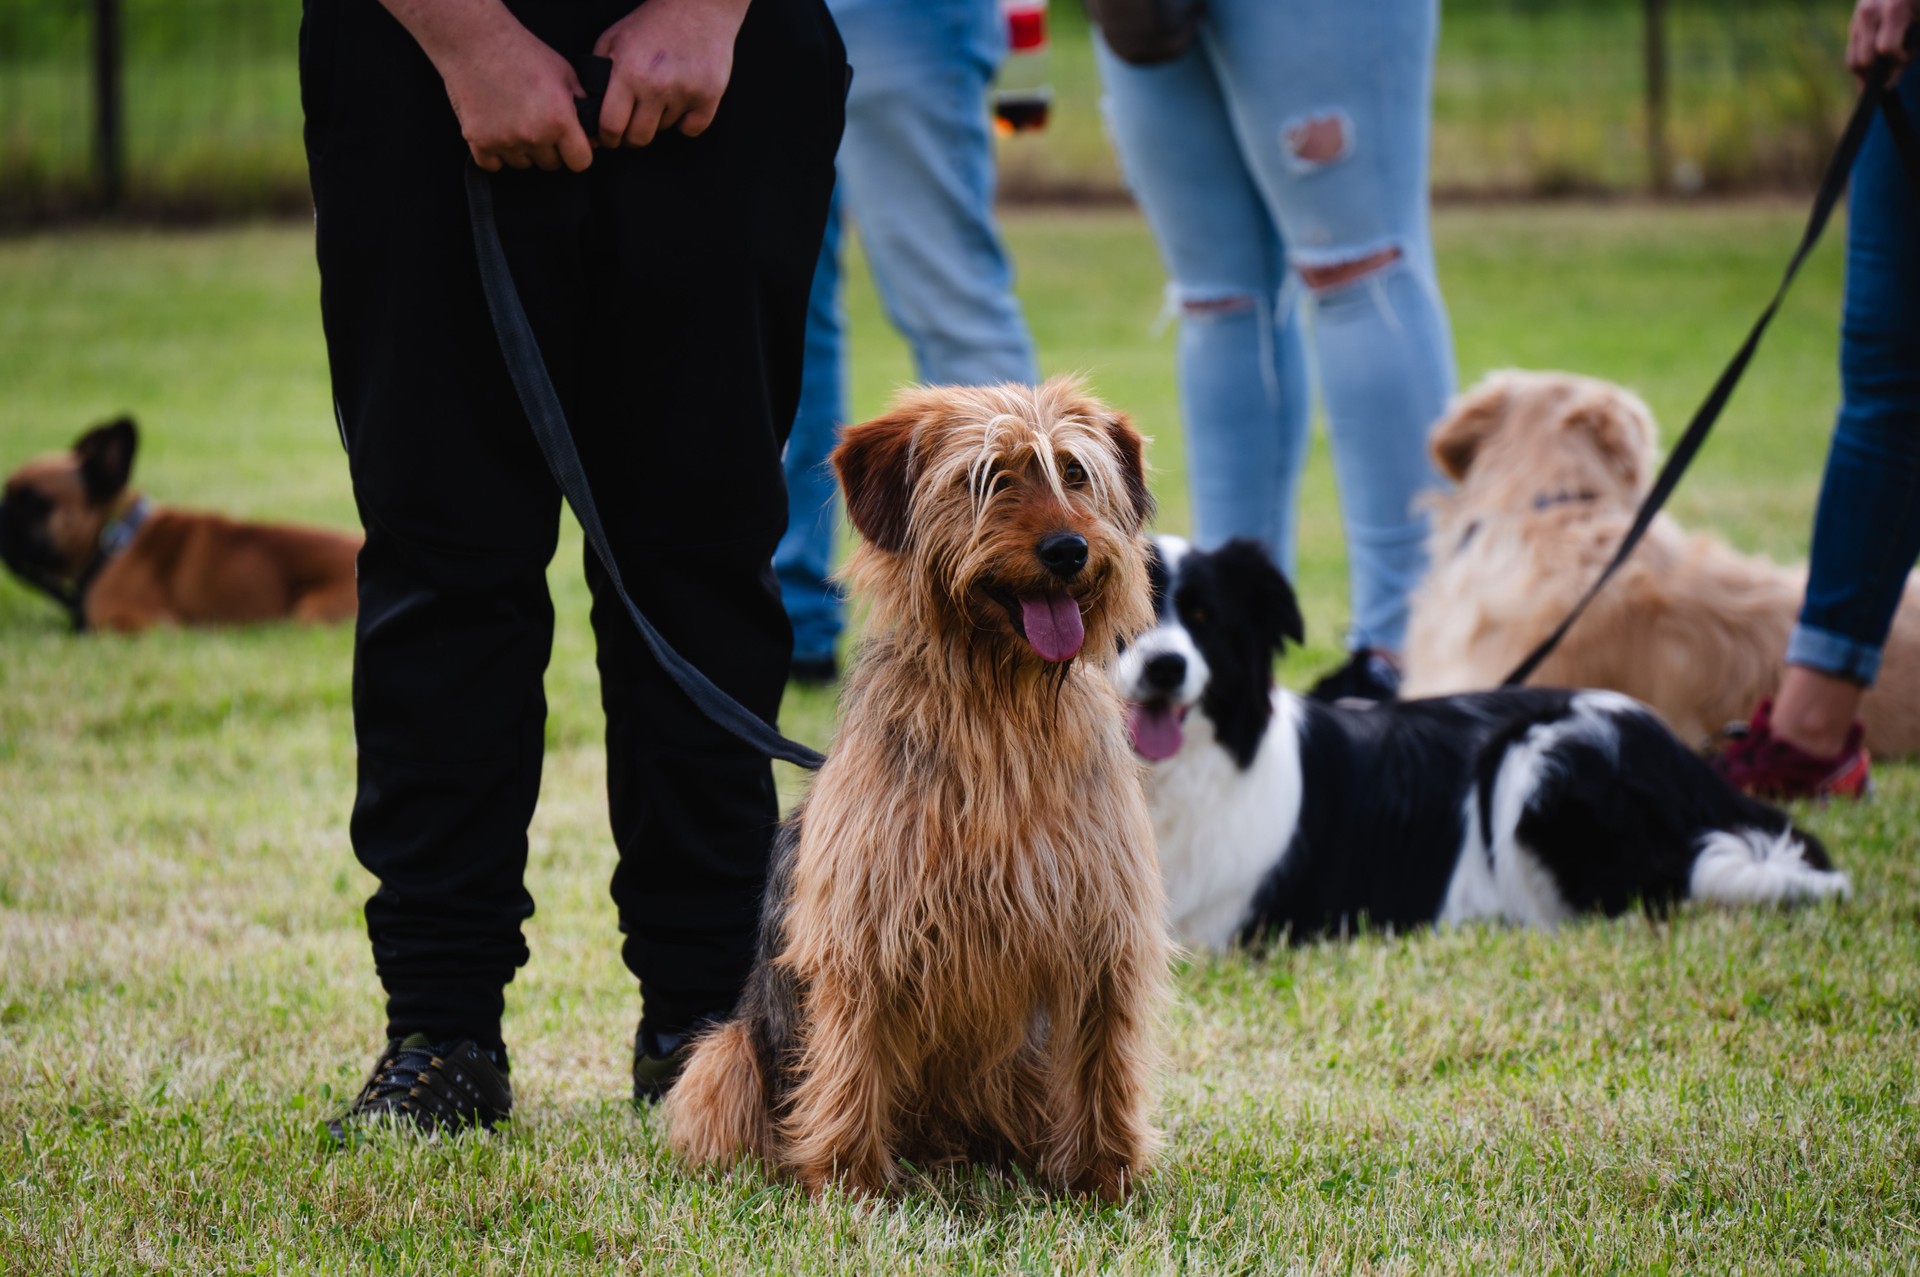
1070, 1159, 1138, 1203
791, 1156, 897, 1201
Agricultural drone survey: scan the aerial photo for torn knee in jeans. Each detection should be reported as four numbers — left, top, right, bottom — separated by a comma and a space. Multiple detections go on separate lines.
1172, 289, 1260, 318
1282, 109, 1353, 174
1296, 246, 1402, 293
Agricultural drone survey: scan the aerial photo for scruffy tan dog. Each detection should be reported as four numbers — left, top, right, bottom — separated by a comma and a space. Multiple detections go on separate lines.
666, 379, 1171, 1200
1403, 370, 1920, 756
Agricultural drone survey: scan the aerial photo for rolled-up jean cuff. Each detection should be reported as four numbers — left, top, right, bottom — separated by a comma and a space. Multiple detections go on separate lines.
1785, 622, 1883, 685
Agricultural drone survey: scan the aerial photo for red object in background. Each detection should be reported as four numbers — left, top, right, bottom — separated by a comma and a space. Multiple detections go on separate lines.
996, 0, 1052, 135
1007, 5, 1047, 51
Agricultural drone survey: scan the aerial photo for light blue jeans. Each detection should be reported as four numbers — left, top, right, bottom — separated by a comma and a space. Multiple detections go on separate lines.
1096, 0, 1456, 652
776, 0, 1040, 662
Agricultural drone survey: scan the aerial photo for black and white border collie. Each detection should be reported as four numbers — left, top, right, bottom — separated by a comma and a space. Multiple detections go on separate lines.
1113, 536, 1850, 951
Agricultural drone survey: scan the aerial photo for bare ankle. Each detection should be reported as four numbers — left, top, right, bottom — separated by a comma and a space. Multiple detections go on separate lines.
1771, 665, 1864, 758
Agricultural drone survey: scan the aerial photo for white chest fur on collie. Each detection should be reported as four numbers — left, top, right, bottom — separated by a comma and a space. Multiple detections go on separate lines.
1114, 536, 1849, 951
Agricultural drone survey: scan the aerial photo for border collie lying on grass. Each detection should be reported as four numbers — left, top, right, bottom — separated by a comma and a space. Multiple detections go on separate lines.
1113, 536, 1850, 951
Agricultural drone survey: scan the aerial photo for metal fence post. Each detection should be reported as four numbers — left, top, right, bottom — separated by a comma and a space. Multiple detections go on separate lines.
93, 0, 124, 210
1644, 0, 1670, 194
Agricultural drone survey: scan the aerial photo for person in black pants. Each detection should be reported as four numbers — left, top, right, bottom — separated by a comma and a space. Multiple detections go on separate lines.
302, 0, 844, 1134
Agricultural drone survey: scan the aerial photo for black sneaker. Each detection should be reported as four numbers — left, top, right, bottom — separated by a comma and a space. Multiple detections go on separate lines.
632, 1018, 715, 1104
789, 655, 839, 687
327, 1034, 513, 1141
1307, 649, 1402, 705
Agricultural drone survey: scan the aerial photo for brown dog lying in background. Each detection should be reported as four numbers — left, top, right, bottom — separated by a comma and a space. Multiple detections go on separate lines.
0, 417, 360, 633
1403, 371, 1920, 757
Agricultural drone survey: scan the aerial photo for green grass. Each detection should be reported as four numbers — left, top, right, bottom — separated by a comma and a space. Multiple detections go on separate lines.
0, 0, 1853, 219
4, 204, 1919, 1272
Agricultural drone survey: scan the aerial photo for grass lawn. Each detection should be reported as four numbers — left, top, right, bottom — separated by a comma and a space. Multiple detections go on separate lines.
3, 202, 1918, 1271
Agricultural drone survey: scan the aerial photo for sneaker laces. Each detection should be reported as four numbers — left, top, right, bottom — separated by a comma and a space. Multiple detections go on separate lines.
337, 1034, 511, 1135
354, 1035, 444, 1110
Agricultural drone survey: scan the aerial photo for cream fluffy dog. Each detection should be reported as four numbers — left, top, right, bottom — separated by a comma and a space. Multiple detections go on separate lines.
1403, 370, 1920, 757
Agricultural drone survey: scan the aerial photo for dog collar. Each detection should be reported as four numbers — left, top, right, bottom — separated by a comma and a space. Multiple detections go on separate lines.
66, 496, 153, 632
97, 495, 152, 562
1530, 488, 1599, 512
1454, 490, 1600, 560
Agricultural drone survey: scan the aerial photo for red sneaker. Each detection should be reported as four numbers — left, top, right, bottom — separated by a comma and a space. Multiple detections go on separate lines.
1709, 699, 1871, 801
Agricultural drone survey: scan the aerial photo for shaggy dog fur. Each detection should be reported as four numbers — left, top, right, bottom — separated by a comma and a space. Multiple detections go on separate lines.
1403, 370, 1920, 756
665, 379, 1171, 1200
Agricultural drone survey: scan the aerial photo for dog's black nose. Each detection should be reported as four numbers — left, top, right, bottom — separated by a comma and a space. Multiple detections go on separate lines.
1036, 532, 1088, 579
1143, 652, 1186, 691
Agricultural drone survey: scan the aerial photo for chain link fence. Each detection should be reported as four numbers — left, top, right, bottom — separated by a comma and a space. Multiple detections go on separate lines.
0, 0, 1854, 226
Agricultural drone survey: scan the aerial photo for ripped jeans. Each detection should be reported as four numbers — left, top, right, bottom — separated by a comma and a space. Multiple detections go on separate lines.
1096, 0, 1455, 652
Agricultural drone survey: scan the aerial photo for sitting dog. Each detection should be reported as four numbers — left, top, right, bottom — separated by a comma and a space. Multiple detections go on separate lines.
0, 416, 360, 632
665, 381, 1171, 1200
1114, 535, 1848, 952
1402, 370, 1920, 756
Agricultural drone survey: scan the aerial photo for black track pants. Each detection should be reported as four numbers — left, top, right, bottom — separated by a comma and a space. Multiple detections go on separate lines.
301, 0, 845, 1046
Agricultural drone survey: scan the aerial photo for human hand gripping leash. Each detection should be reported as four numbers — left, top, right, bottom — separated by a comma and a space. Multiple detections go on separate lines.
464, 55, 826, 769
1502, 56, 1920, 688
572, 53, 613, 138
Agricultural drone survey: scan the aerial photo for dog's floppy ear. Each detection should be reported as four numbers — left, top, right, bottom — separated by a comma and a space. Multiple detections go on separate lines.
1429, 379, 1511, 482
1103, 411, 1154, 532
73, 416, 138, 505
832, 407, 920, 554
1562, 390, 1656, 491
1213, 538, 1306, 652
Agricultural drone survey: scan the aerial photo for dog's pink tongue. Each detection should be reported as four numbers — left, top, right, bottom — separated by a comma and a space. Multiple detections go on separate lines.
1127, 702, 1185, 761
1019, 591, 1084, 662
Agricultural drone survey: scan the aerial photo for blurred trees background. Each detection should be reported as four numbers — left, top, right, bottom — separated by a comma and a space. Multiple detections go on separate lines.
0, 0, 1851, 226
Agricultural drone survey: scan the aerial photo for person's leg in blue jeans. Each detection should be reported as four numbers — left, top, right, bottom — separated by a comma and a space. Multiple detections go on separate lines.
1776, 72, 1920, 752
774, 0, 1038, 676
1097, 0, 1455, 671
1790, 71, 1920, 688
833, 0, 1037, 387
1096, 37, 1314, 577
775, 194, 847, 673
1714, 68, 1919, 798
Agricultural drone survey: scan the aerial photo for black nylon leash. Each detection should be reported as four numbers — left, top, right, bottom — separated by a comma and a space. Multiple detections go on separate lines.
463, 67, 826, 769
1502, 69, 1920, 688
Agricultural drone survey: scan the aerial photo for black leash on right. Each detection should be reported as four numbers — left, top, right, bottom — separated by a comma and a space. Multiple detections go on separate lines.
1503, 66, 1920, 688
461, 57, 826, 770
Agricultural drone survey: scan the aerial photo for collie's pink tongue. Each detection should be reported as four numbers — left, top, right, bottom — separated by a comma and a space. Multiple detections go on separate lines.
1019, 591, 1084, 662
1127, 702, 1186, 761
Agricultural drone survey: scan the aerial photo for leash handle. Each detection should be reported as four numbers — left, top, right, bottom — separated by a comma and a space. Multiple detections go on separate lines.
573, 55, 613, 140
463, 161, 827, 771
1502, 70, 1920, 688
